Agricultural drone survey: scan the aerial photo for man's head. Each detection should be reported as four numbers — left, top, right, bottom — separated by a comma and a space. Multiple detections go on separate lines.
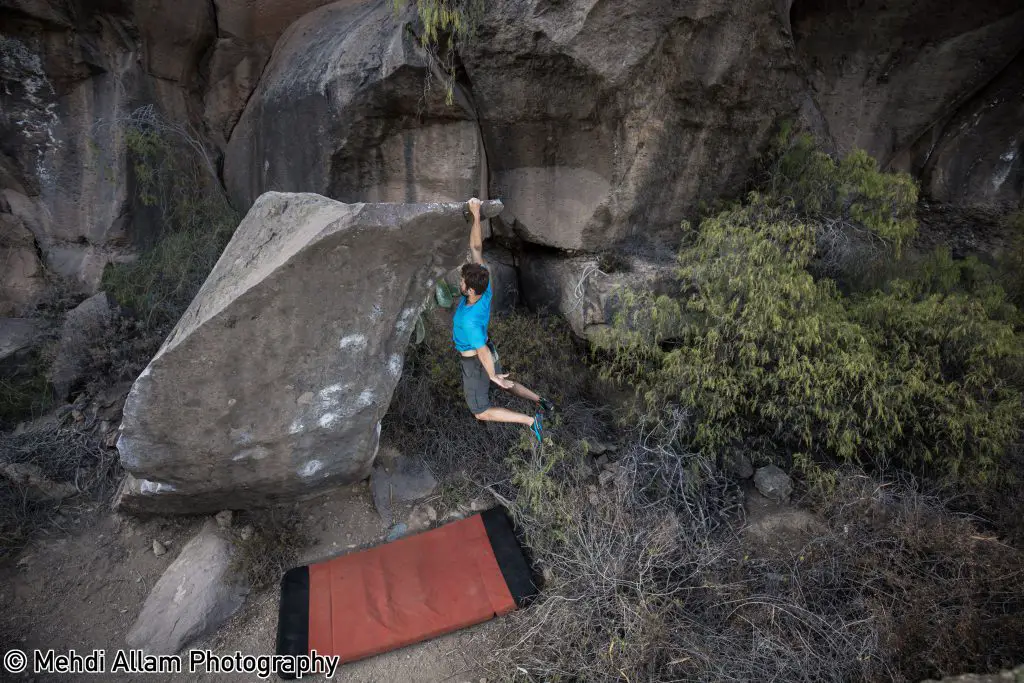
460, 263, 489, 297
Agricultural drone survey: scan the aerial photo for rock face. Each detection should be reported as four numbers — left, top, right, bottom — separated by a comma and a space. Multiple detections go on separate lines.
3, 0, 1024, 314
204, 0, 337, 145
911, 51, 1024, 210
126, 520, 249, 655
461, 0, 807, 251
0, 201, 46, 316
791, 0, 1024, 167
115, 192, 483, 514
224, 1, 484, 212
0, 2, 202, 307
0, 318, 45, 377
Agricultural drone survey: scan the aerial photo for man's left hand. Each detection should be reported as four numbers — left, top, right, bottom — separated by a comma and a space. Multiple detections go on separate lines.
490, 373, 514, 390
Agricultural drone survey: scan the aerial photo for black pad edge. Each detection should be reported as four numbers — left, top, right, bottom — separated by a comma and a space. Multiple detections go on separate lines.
480, 507, 540, 607
275, 565, 310, 680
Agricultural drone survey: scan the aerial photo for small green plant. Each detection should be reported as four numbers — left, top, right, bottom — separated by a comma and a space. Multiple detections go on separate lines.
998, 209, 1024, 307
100, 113, 238, 328
391, 0, 483, 105
0, 351, 54, 429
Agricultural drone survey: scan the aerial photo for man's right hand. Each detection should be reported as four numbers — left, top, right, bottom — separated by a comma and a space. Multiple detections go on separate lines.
467, 197, 482, 219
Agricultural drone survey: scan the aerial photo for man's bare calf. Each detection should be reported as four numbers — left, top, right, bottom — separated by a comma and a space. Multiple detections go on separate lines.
474, 406, 535, 426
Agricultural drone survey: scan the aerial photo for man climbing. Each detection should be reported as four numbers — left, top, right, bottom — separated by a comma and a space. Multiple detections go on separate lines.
454, 197, 553, 442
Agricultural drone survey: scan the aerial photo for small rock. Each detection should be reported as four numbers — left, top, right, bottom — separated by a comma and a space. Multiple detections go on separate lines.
238, 525, 254, 542
0, 462, 79, 501
542, 566, 554, 583
386, 523, 409, 541
754, 464, 793, 504
371, 452, 438, 525
407, 504, 437, 532
587, 439, 618, 455
215, 510, 233, 529
726, 453, 755, 480
598, 469, 616, 488
594, 454, 609, 469
469, 497, 490, 512
152, 540, 167, 556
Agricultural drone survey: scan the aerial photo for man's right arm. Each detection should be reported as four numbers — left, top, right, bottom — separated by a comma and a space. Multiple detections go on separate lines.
468, 197, 485, 265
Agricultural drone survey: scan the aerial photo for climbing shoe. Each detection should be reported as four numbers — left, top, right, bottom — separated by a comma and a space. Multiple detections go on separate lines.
531, 411, 544, 444
538, 397, 555, 415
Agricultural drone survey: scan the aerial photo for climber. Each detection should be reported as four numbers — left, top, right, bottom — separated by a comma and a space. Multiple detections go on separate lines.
454, 197, 553, 442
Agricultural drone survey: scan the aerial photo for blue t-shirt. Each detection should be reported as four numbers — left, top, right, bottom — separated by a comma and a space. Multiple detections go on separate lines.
452, 280, 492, 352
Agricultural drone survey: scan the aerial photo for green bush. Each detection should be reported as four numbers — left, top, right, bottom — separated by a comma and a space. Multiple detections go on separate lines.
596, 194, 1023, 483
0, 349, 54, 429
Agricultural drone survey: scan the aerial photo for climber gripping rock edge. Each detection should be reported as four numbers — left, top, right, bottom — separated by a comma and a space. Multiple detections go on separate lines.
453, 197, 554, 443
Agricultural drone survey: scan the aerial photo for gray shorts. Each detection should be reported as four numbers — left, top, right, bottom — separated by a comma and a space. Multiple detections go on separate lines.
460, 344, 502, 415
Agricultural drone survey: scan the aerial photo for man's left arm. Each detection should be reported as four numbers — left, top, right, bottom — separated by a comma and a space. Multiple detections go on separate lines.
477, 343, 512, 389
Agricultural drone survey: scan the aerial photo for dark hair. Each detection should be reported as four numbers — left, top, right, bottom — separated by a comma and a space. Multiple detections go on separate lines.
461, 263, 489, 295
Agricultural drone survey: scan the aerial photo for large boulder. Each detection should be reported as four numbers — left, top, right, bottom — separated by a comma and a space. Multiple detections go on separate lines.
115, 192, 488, 514
224, 1, 485, 212
460, 0, 808, 251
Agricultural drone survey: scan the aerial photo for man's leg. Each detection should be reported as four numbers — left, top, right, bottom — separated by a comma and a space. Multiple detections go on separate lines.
463, 356, 535, 426
474, 407, 535, 425
503, 380, 540, 403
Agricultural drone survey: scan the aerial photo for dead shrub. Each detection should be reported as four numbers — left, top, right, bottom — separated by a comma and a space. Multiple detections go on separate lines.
230, 508, 311, 591
0, 426, 120, 560
386, 300, 1022, 682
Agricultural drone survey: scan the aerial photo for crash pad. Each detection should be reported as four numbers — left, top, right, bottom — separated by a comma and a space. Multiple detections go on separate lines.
276, 507, 536, 674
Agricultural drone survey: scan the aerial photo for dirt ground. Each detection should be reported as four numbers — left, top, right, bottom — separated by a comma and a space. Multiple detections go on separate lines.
0, 482, 498, 683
